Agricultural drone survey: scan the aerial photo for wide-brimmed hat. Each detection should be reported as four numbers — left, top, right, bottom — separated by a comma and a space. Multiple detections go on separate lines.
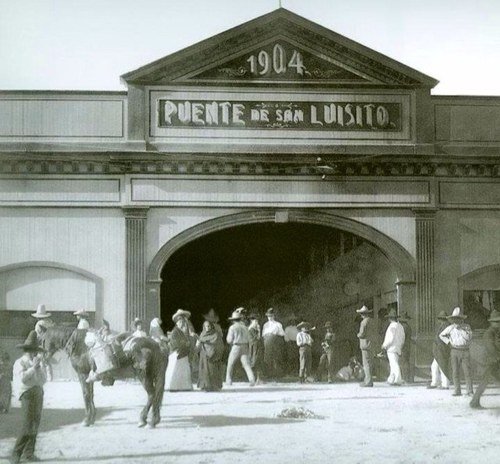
73, 308, 90, 317
228, 310, 243, 321
356, 305, 372, 314
488, 310, 500, 322
385, 308, 399, 319
31, 304, 52, 319
203, 309, 219, 323
437, 310, 448, 320
324, 321, 333, 329
297, 321, 311, 331
16, 331, 44, 352
265, 308, 276, 317
399, 312, 411, 321
447, 307, 467, 320
172, 309, 191, 323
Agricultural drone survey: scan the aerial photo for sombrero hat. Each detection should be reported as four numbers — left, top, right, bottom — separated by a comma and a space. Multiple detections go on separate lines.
228, 310, 243, 321
203, 309, 220, 323
32, 304, 52, 319
73, 308, 90, 317
16, 331, 45, 352
172, 309, 191, 323
356, 305, 372, 314
297, 321, 311, 331
447, 307, 467, 320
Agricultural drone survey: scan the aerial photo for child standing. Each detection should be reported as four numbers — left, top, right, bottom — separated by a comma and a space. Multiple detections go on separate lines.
296, 321, 313, 383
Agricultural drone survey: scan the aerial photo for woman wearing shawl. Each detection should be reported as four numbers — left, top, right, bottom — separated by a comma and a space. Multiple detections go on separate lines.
164, 310, 193, 391
196, 311, 224, 391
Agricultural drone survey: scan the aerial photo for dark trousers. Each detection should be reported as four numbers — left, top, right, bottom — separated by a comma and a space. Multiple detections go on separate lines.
317, 349, 335, 381
263, 335, 285, 380
298, 346, 312, 379
12, 386, 43, 460
361, 349, 374, 385
401, 349, 413, 383
451, 348, 473, 394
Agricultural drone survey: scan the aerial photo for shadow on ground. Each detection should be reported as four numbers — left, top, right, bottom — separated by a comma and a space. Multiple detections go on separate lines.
0, 407, 120, 439
163, 414, 303, 428
0, 448, 247, 462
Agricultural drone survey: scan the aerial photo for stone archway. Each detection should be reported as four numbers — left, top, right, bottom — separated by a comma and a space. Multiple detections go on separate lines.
146, 210, 416, 322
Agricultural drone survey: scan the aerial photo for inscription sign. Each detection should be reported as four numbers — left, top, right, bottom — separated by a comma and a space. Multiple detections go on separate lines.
158, 99, 400, 131
196, 42, 362, 81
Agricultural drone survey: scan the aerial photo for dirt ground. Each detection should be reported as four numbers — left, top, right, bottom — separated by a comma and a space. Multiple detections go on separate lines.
0, 379, 499, 464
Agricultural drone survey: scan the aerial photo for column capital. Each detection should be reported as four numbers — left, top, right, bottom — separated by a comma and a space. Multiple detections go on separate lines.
413, 208, 438, 220
123, 206, 149, 220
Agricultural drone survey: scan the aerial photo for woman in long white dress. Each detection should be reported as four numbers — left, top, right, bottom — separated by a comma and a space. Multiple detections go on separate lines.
164, 310, 193, 391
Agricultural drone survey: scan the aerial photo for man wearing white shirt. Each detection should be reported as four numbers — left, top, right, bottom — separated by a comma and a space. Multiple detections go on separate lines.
262, 308, 286, 381
381, 308, 405, 386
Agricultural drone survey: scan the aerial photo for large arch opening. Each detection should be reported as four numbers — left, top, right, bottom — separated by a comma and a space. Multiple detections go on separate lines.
152, 210, 416, 370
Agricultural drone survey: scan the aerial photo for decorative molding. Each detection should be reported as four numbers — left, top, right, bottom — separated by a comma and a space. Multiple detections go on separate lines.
1, 158, 500, 178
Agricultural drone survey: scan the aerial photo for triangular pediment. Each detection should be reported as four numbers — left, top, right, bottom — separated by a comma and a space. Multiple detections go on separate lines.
122, 9, 438, 87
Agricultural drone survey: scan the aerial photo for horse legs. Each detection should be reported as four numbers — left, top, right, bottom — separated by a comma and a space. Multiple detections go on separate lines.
78, 374, 96, 426
151, 358, 167, 427
139, 376, 154, 428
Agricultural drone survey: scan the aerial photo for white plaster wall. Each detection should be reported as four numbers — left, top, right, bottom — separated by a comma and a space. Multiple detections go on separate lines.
0, 208, 126, 330
321, 209, 416, 258
146, 208, 243, 264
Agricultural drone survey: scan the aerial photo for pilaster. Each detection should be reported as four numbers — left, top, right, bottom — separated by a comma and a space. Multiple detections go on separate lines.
124, 207, 148, 329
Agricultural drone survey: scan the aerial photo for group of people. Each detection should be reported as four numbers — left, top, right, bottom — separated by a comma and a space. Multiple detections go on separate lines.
6, 300, 500, 463
428, 305, 500, 408
356, 305, 412, 387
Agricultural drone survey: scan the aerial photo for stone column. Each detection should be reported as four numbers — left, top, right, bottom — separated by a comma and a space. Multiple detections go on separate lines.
415, 210, 436, 334
124, 207, 148, 329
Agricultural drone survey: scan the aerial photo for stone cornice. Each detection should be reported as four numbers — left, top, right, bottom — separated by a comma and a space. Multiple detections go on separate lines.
2, 155, 500, 178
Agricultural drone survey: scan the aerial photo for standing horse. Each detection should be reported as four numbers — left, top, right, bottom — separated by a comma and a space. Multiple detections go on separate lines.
42, 325, 167, 428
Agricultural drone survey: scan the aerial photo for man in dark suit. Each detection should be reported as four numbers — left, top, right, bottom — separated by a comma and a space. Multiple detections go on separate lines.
356, 305, 376, 387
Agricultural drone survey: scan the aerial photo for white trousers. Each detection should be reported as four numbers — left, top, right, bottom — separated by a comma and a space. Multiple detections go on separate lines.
387, 352, 403, 385
430, 359, 450, 387
225, 344, 255, 385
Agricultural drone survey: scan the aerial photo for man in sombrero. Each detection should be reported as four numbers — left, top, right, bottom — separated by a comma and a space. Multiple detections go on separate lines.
10, 332, 48, 463
356, 305, 377, 387
470, 309, 500, 408
439, 307, 473, 396
225, 308, 256, 386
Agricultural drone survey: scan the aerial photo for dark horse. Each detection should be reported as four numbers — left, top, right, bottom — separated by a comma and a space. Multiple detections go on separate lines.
43, 325, 167, 428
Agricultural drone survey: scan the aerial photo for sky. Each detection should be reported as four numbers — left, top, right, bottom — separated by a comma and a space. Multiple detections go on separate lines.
0, 0, 499, 95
